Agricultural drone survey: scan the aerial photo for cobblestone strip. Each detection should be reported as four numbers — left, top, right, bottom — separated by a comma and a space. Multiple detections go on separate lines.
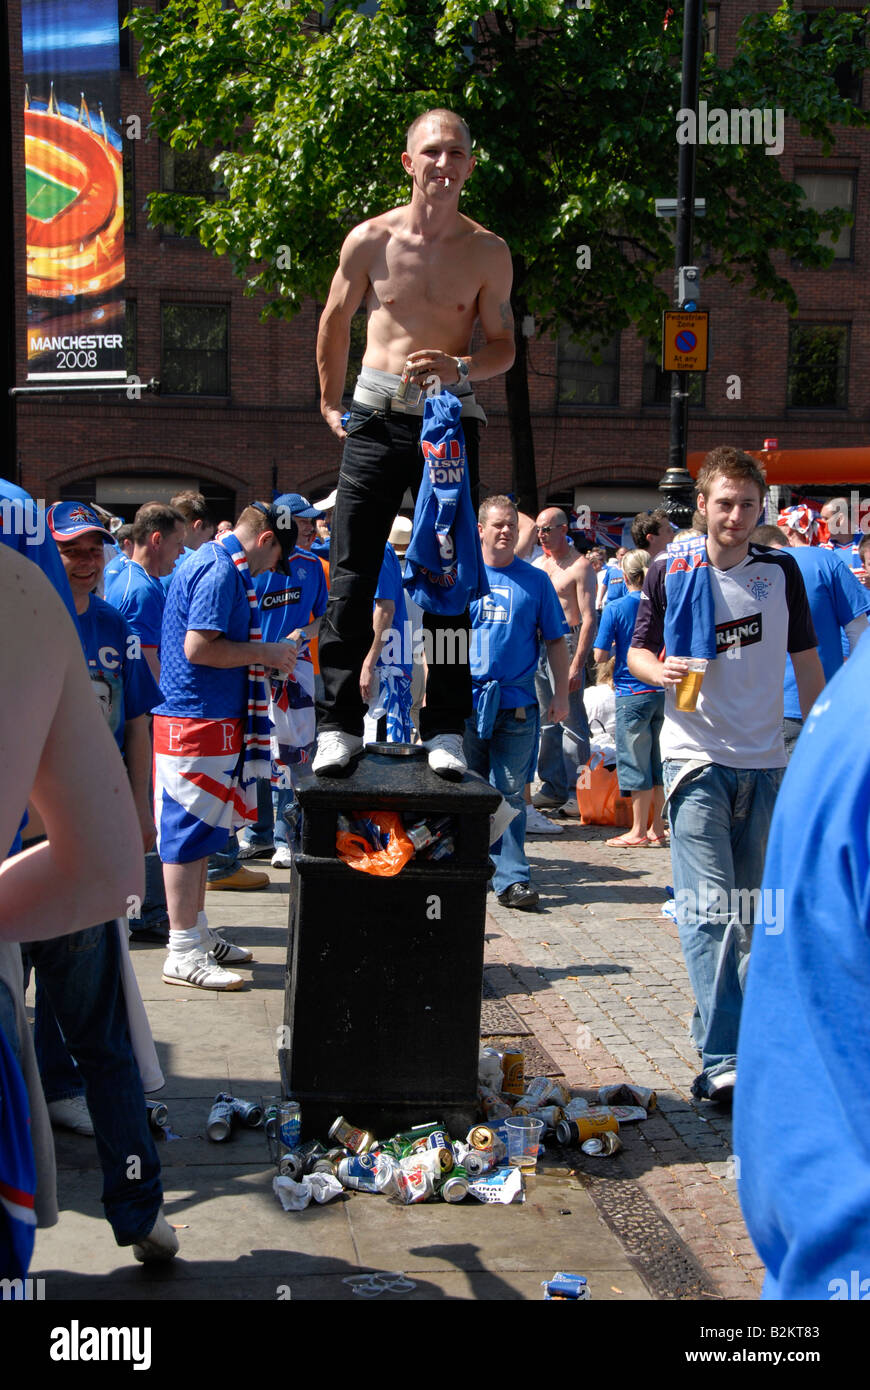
482, 821, 764, 1297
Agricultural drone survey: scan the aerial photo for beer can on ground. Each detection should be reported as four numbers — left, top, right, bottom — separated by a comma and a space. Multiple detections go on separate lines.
439, 1167, 469, 1203
207, 1096, 235, 1142
529, 1105, 564, 1132
393, 1162, 437, 1205
556, 1109, 619, 1146
500, 1049, 524, 1097
337, 1153, 395, 1194
146, 1100, 168, 1132
278, 1100, 302, 1151
278, 1149, 306, 1180
298, 1139, 327, 1172
328, 1115, 376, 1154
581, 1132, 622, 1156
461, 1147, 495, 1178
467, 1125, 494, 1151
231, 1098, 264, 1129
563, 1097, 591, 1121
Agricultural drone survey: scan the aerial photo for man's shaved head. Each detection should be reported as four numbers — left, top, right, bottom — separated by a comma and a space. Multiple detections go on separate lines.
406, 109, 472, 154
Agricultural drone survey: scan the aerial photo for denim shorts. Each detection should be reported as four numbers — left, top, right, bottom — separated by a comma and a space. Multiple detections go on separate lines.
615, 691, 665, 792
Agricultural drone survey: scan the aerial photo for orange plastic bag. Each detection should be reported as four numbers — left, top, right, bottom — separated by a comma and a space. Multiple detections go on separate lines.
336, 811, 415, 876
576, 757, 632, 827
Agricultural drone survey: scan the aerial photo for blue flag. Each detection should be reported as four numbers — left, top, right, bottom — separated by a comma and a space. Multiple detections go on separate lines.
405, 392, 489, 616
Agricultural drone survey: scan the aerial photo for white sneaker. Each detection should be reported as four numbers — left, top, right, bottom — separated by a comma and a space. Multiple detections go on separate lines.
423, 734, 467, 780
47, 1095, 94, 1136
132, 1208, 179, 1264
312, 731, 363, 775
270, 847, 293, 869
525, 805, 565, 835
204, 927, 253, 965
162, 948, 244, 991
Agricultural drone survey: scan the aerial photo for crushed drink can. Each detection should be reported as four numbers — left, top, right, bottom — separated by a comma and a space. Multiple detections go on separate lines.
479, 1088, 513, 1121
597, 1084, 657, 1111
393, 1157, 437, 1205
581, 1132, 622, 1156
542, 1272, 591, 1300
338, 1153, 396, 1194
231, 1098, 264, 1129
563, 1097, 591, 1120
439, 1166, 469, 1203
526, 1105, 563, 1132
467, 1125, 494, 1151
146, 1100, 169, 1132
278, 1149, 306, 1180
454, 1143, 496, 1178
297, 1139, 327, 1172
328, 1115, 376, 1154
207, 1096, 235, 1142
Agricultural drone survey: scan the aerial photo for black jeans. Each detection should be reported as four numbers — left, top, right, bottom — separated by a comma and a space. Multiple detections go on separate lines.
317, 404, 480, 740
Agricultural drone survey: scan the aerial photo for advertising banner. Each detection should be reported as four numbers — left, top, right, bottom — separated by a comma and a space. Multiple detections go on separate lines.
22, 0, 126, 380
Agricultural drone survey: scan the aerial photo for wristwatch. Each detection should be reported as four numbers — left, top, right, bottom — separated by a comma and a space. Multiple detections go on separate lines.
454, 356, 470, 383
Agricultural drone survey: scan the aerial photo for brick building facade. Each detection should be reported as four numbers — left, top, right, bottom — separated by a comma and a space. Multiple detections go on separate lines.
9, 1, 869, 523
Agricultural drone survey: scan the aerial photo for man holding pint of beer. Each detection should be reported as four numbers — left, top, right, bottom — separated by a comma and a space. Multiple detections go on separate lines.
626, 447, 824, 1107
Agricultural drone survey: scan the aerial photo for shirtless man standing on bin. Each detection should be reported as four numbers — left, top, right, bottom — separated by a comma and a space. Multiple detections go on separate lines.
313, 109, 515, 778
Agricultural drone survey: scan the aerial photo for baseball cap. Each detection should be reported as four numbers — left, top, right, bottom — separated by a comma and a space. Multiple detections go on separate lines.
47, 501, 114, 542
274, 492, 323, 520
252, 501, 298, 574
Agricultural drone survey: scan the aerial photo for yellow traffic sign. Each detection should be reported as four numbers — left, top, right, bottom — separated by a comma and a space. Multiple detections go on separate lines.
662, 311, 709, 372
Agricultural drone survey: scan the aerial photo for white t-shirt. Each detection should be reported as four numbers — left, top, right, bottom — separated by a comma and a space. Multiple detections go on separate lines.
632, 546, 816, 769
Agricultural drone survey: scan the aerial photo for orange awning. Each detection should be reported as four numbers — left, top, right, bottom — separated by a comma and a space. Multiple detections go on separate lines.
687, 448, 870, 485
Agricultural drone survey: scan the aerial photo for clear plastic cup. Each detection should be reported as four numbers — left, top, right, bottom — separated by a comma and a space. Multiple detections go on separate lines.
674, 658, 708, 712
505, 1116, 545, 1171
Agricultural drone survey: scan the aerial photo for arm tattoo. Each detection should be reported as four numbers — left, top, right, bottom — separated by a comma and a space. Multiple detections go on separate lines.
499, 300, 513, 331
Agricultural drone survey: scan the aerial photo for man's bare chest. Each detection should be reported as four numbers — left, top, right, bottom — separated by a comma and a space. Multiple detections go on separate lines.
369, 243, 482, 313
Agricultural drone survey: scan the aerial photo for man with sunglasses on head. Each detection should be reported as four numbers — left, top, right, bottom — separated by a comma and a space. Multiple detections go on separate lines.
153, 504, 298, 991
530, 508, 597, 816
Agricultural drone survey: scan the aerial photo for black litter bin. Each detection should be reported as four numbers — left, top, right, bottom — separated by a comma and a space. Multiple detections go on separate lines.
278, 749, 500, 1139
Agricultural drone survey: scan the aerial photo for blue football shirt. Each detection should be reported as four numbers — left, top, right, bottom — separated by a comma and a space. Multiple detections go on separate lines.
470, 558, 567, 708
735, 637, 870, 1299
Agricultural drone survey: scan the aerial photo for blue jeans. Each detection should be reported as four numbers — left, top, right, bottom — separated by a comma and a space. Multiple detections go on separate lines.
207, 832, 240, 882
239, 773, 311, 852
534, 645, 590, 804
21, 924, 163, 1245
464, 705, 540, 895
663, 760, 785, 1087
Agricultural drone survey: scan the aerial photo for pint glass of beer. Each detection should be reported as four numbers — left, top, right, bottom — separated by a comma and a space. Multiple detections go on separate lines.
674, 658, 708, 712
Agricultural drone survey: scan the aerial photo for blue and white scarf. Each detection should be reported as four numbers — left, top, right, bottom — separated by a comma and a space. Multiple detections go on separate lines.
663, 535, 718, 661
405, 391, 489, 616
217, 534, 271, 809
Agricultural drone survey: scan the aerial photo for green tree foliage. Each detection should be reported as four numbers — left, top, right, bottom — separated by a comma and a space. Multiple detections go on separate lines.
129, 0, 869, 503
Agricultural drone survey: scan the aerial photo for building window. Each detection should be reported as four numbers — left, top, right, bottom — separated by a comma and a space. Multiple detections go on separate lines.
642, 345, 705, 407
703, 5, 719, 56
787, 324, 849, 409
160, 144, 223, 198
795, 170, 856, 260
557, 331, 619, 407
161, 305, 229, 396
125, 301, 137, 380
802, 11, 864, 104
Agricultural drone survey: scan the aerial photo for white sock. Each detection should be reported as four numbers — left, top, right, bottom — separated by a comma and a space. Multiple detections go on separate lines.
196, 911, 209, 932
168, 926, 202, 956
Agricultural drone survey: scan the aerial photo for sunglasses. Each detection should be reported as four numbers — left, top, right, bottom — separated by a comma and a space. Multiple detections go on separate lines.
537, 524, 565, 534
